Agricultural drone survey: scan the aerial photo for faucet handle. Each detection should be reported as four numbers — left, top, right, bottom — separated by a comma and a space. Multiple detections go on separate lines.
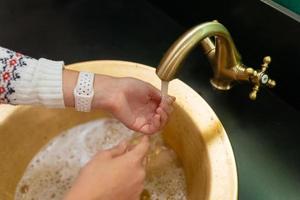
249, 85, 259, 100
246, 56, 276, 100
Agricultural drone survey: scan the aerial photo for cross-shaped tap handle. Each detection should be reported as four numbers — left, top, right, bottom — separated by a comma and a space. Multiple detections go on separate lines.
246, 56, 276, 100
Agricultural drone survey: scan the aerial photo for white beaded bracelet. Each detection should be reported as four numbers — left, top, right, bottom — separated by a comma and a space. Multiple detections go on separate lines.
73, 72, 95, 112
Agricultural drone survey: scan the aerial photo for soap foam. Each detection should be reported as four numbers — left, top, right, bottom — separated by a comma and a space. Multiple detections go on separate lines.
15, 118, 186, 200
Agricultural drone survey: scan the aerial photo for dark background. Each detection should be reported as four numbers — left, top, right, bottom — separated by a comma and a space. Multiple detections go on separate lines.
1, 0, 299, 110
0, 0, 299, 199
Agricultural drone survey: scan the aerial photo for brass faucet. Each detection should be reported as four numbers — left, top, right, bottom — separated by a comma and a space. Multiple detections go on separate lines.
156, 20, 276, 100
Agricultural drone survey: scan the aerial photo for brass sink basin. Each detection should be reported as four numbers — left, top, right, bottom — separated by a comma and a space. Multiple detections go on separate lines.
0, 61, 237, 200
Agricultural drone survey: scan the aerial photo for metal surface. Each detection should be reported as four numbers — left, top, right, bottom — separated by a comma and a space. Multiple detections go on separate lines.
156, 21, 276, 100
0, 61, 237, 200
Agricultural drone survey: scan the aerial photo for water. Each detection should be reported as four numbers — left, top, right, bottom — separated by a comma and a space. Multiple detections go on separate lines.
161, 81, 169, 98
15, 118, 186, 200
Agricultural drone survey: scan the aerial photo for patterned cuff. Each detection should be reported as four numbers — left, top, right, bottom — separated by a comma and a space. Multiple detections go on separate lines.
0, 48, 32, 104
0, 47, 65, 108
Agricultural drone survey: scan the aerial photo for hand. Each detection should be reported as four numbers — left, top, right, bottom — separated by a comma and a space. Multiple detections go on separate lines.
93, 76, 175, 134
62, 70, 175, 134
64, 136, 150, 200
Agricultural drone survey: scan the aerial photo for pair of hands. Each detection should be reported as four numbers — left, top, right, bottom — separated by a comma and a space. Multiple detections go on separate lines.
64, 73, 175, 200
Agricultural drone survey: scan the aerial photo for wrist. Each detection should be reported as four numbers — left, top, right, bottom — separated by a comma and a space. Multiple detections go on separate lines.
62, 69, 78, 108
73, 72, 95, 112
91, 74, 119, 112
62, 70, 119, 112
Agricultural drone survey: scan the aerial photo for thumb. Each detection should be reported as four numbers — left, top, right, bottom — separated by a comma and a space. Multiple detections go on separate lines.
106, 139, 128, 158
129, 136, 150, 160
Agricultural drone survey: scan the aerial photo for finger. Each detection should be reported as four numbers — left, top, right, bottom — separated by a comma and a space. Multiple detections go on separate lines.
127, 134, 143, 151
157, 107, 167, 129
139, 114, 160, 134
106, 139, 128, 158
130, 136, 150, 159
133, 116, 148, 131
166, 95, 176, 104
151, 113, 161, 131
159, 100, 174, 115
139, 124, 151, 134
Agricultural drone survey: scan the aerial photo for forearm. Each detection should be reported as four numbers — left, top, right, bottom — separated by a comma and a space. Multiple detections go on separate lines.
0, 46, 117, 111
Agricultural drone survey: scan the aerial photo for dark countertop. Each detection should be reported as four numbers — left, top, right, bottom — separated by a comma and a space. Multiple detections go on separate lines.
1, 0, 299, 199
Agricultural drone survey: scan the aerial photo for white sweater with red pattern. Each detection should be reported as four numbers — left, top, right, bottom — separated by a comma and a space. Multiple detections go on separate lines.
0, 46, 65, 108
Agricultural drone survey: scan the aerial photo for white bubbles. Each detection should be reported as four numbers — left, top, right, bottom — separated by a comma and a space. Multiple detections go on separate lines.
15, 118, 186, 200
144, 133, 187, 200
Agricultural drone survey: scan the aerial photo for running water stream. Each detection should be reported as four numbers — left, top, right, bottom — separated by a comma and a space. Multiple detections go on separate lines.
161, 81, 169, 98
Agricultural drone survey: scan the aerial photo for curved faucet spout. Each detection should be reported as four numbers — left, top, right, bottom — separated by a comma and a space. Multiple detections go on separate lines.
156, 21, 276, 99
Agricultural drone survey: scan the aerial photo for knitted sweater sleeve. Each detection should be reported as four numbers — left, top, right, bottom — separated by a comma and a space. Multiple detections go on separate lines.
0, 46, 65, 108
